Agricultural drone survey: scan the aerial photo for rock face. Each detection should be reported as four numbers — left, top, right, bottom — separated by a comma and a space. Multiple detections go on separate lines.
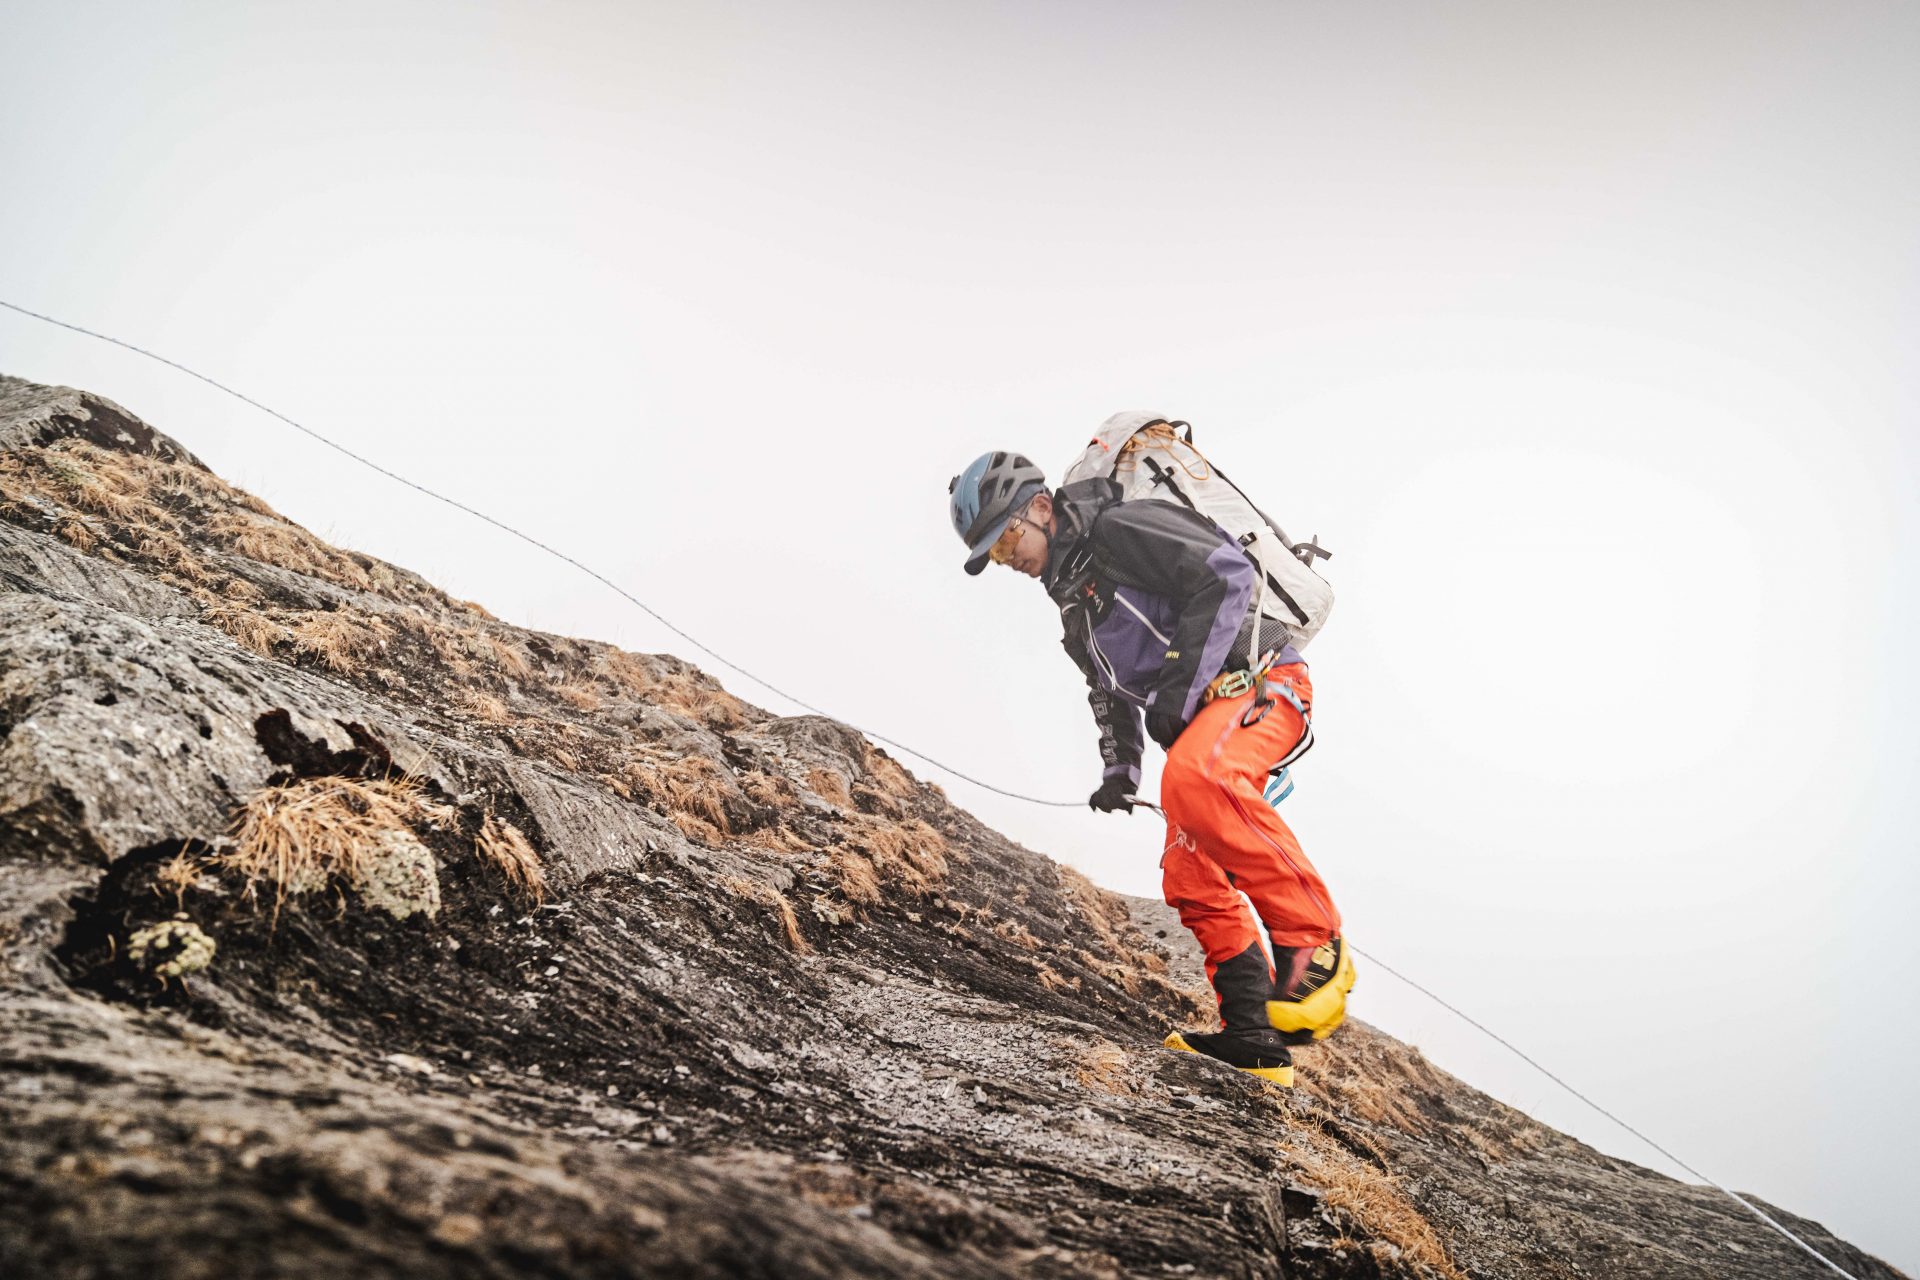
0, 373, 1903, 1280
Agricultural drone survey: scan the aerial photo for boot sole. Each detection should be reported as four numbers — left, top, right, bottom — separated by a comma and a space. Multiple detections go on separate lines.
1161, 1032, 1295, 1087
1266, 943, 1357, 1041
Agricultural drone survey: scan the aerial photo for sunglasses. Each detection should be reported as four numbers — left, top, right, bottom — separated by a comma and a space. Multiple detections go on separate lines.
987, 515, 1028, 565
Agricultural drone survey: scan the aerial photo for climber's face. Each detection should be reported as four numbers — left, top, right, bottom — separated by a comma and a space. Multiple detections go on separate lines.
989, 492, 1054, 579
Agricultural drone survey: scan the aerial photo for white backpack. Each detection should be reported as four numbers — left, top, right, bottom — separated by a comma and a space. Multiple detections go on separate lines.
1063, 411, 1334, 655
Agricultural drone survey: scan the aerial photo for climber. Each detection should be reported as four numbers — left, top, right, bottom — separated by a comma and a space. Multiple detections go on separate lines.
948, 445, 1355, 1088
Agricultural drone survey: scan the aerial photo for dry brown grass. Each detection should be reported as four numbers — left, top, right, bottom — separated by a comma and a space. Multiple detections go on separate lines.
1071, 1040, 1133, 1095
1058, 867, 1133, 954
192, 592, 291, 657
628, 754, 736, 839
1056, 866, 1200, 1013
1297, 1034, 1446, 1139
4, 442, 450, 619
127, 523, 215, 584
74, 477, 142, 520
1075, 948, 1144, 996
552, 682, 601, 712
353, 555, 398, 594
393, 611, 477, 678
649, 668, 750, 729
153, 845, 206, 905
1281, 1124, 1466, 1280
208, 509, 374, 591
829, 846, 883, 905
992, 917, 1043, 951
738, 769, 795, 809
846, 817, 950, 896
803, 767, 853, 808
741, 822, 812, 855
290, 610, 390, 673
823, 815, 950, 911
216, 777, 455, 921
386, 613, 539, 687
598, 649, 657, 697
476, 814, 544, 903
474, 631, 532, 680
459, 690, 511, 724
54, 519, 98, 552
1035, 963, 1079, 993
862, 746, 920, 800
722, 876, 811, 954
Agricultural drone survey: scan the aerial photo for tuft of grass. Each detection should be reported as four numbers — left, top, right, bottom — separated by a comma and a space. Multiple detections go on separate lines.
208, 509, 373, 590
394, 610, 478, 678
475, 631, 532, 680
1297, 1032, 1447, 1139
290, 610, 390, 674
476, 814, 544, 903
552, 682, 601, 712
738, 769, 794, 809
993, 917, 1043, 951
722, 876, 811, 954
829, 846, 884, 906
1071, 1040, 1133, 1095
1035, 963, 1078, 993
628, 754, 736, 839
1055, 864, 1204, 1013
74, 477, 142, 521
599, 649, 657, 697
804, 767, 853, 808
845, 817, 949, 897
460, 690, 511, 725
130, 525, 214, 584
1282, 1125, 1466, 1280
217, 776, 455, 922
154, 845, 208, 906
192, 592, 291, 658
54, 519, 98, 552
649, 667, 749, 729
862, 745, 920, 801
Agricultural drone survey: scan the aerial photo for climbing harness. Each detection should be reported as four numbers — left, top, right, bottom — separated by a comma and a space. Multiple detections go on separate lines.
1205, 653, 1311, 736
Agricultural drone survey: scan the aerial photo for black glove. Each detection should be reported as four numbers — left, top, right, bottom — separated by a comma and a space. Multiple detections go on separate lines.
1146, 712, 1184, 750
1088, 776, 1135, 814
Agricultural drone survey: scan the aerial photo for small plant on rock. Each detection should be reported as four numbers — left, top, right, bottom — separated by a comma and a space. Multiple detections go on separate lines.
126, 917, 217, 980
219, 777, 455, 923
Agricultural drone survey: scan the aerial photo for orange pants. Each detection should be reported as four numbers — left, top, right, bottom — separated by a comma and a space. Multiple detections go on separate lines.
1160, 663, 1342, 1029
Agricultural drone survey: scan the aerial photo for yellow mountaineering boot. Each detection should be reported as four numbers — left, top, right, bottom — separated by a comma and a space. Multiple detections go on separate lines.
1162, 1028, 1295, 1087
1267, 935, 1357, 1044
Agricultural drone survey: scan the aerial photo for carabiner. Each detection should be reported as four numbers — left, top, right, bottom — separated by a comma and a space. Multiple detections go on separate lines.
1240, 673, 1275, 728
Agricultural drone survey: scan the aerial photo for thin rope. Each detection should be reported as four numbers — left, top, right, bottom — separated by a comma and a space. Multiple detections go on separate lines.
0, 298, 1080, 808
2, 298, 1865, 1275
1352, 944, 1861, 1279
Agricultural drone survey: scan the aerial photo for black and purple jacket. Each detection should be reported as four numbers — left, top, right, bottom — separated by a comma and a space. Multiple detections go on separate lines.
1043, 480, 1302, 788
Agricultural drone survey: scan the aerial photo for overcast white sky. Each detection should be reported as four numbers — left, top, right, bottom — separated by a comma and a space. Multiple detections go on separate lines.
4, 0, 1916, 1269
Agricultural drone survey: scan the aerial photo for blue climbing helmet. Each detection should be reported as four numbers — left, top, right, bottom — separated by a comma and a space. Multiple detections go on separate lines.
949, 450, 1047, 575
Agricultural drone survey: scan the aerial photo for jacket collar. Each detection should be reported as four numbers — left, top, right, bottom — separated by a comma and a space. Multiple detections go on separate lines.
1042, 478, 1120, 599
